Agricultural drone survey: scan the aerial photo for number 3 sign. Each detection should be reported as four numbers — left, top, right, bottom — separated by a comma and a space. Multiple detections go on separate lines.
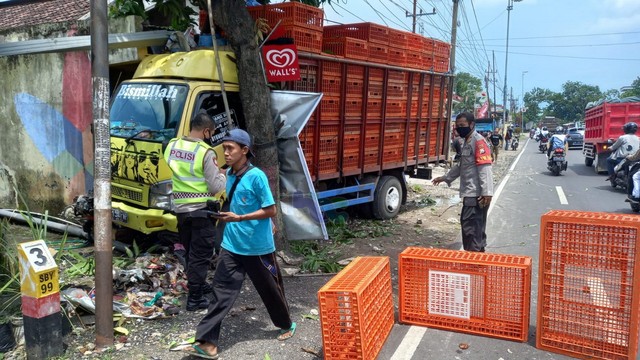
18, 240, 59, 299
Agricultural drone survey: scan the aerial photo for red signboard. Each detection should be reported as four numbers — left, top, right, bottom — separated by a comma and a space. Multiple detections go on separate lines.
262, 44, 301, 82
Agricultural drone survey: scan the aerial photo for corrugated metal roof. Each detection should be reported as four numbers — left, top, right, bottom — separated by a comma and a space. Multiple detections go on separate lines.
0, 0, 90, 31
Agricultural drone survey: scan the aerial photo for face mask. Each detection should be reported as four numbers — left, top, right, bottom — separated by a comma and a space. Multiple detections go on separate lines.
457, 126, 472, 138
204, 130, 213, 146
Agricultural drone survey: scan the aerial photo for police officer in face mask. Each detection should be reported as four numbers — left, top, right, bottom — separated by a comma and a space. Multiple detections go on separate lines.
164, 113, 227, 311
432, 112, 494, 252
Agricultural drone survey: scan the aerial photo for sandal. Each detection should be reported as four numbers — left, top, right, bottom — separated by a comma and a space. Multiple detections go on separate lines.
277, 322, 297, 341
182, 343, 219, 359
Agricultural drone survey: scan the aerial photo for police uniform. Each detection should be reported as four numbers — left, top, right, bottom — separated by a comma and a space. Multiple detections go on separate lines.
442, 131, 494, 251
164, 137, 226, 301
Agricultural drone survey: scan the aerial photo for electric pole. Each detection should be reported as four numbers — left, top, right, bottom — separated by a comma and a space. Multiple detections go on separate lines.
492, 51, 497, 122
406, 1, 436, 33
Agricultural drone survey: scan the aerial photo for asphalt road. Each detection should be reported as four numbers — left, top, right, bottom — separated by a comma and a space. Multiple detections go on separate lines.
378, 138, 634, 360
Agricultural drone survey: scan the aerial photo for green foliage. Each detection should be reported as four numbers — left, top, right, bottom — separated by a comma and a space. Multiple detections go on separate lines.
109, 0, 196, 31
290, 241, 343, 273
453, 72, 483, 114
621, 77, 640, 98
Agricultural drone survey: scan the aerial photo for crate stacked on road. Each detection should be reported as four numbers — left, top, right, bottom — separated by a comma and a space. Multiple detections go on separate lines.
247, 2, 324, 53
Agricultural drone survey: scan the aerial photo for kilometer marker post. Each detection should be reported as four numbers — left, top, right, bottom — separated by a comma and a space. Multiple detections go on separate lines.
17, 240, 63, 359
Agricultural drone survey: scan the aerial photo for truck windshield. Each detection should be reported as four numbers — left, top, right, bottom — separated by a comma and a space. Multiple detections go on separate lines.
110, 83, 188, 142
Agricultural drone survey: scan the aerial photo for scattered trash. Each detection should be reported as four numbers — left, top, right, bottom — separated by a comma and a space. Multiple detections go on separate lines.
337, 257, 355, 266
458, 343, 469, 350
114, 327, 129, 336
447, 217, 459, 224
301, 347, 322, 356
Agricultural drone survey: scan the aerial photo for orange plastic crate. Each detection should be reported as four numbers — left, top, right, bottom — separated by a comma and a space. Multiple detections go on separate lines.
343, 124, 361, 152
368, 68, 384, 83
318, 154, 339, 174
322, 60, 343, 77
387, 70, 408, 84
322, 37, 368, 61
434, 39, 451, 58
345, 98, 363, 120
319, 124, 339, 156
422, 54, 434, 71
537, 211, 640, 360
282, 26, 323, 53
367, 81, 383, 99
367, 99, 383, 120
405, 51, 422, 69
342, 151, 360, 171
346, 64, 365, 80
291, 64, 318, 92
399, 247, 532, 342
387, 47, 408, 67
247, 2, 324, 31
434, 56, 449, 73
321, 76, 341, 97
320, 96, 341, 121
385, 100, 406, 117
323, 22, 389, 44
383, 122, 405, 148
319, 257, 394, 360
346, 78, 364, 98
387, 28, 409, 49
363, 148, 379, 166
421, 37, 436, 54
299, 121, 316, 169
368, 43, 388, 64
382, 147, 402, 162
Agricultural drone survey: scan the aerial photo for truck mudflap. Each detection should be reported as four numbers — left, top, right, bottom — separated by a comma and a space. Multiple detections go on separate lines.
111, 201, 177, 234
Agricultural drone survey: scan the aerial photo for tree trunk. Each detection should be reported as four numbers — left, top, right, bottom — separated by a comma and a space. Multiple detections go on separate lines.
210, 0, 287, 249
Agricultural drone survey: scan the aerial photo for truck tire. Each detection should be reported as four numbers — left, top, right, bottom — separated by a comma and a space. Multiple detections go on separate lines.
585, 157, 593, 167
631, 203, 640, 213
372, 175, 403, 220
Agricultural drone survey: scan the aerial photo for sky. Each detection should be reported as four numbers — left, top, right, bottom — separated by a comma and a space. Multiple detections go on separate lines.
321, 0, 640, 105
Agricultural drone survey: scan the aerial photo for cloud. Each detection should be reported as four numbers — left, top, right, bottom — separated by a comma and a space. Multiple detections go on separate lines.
592, 12, 640, 32
606, 0, 640, 11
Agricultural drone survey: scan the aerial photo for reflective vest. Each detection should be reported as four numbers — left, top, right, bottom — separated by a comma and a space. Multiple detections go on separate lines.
164, 137, 218, 205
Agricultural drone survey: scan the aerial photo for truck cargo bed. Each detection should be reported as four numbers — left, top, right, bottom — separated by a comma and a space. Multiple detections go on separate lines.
584, 102, 640, 143
290, 53, 452, 181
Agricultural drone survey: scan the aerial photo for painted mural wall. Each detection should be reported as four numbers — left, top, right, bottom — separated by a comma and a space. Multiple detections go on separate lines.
0, 17, 142, 213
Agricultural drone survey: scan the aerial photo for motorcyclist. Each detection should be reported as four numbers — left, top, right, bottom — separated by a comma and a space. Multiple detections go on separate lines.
625, 147, 640, 200
606, 122, 639, 181
547, 132, 568, 160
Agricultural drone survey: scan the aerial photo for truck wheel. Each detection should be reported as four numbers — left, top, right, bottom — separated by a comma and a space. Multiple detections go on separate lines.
631, 203, 640, 213
372, 175, 403, 220
585, 157, 593, 167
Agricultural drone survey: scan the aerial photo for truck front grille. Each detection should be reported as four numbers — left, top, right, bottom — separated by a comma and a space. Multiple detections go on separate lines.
112, 186, 143, 203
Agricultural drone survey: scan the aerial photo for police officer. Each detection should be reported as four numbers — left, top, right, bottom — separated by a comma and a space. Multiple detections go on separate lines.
433, 112, 494, 252
164, 113, 226, 311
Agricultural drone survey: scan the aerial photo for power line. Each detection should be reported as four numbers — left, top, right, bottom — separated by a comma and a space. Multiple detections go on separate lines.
469, 0, 490, 65
363, 0, 389, 27
375, 0, 412, 30
459, 48, 640, 61
479, 31, 640, 41
327, 2, 367, 23
459, 40, 640, 48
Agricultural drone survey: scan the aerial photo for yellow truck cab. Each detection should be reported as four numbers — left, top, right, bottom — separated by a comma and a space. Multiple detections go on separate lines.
110, 50, 242, 234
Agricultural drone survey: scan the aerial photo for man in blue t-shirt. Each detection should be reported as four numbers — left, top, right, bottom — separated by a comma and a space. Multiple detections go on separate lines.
185, 129, 296, 359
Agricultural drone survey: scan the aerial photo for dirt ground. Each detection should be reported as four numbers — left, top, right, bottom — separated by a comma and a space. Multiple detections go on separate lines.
1, 135, 526, 360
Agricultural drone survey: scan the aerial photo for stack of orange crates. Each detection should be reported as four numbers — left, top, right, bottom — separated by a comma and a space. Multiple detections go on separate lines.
538, 211, 640, 360
318, 257, 394, 360
399, 247, 532, 342
247, 2, 324, 53
324, 23, 389, 64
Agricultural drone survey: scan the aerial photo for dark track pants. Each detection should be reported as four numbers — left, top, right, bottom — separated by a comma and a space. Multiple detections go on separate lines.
460, 198, 489, 252
195, 249, 292, 345
177, 214, 216, 287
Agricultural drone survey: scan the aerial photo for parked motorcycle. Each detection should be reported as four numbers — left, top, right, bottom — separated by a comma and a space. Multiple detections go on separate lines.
511, 137, 519, 151
547, 147, 568, 176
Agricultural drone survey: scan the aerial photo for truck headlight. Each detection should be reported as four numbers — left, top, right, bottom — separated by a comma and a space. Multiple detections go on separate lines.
149, 181, 173, 211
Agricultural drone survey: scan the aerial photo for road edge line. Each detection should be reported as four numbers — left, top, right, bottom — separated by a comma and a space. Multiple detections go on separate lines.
389, 326, 427, 360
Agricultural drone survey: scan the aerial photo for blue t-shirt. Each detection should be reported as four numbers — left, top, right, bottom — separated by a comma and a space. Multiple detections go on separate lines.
221, 167, 276, 256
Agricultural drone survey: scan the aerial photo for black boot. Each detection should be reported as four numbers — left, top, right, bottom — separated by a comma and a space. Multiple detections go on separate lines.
202, 282, 213, 294
186, 285, 210, 311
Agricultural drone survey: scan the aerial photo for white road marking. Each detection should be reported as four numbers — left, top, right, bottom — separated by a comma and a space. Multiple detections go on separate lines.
555, 186, 568, 205
390, 326, 427, 360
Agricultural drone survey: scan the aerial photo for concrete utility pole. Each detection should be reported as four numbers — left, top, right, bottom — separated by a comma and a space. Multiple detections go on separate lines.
91, 0, 114, 349
503, 0, 522, 126
446, 0, 459, 121
492, 51, 497, 121
406, 1, 436, 33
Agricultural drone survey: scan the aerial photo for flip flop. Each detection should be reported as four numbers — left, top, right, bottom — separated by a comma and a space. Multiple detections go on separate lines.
182, 343, 219, 359
277, 322, 297, 341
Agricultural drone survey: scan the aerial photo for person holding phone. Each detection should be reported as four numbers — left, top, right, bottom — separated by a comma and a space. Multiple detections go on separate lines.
432, 112, 494, 252
184, 129, 295, 360
164, 113, 226, 312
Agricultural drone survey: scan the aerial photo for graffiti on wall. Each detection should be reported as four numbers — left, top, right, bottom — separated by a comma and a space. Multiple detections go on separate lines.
12, 52, 93, 195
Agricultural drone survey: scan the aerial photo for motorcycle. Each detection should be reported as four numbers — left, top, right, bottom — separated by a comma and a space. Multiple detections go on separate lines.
547, 147, 568, 176
625, 161, 640, 212
537, 135, 549, 153
511, 137, 519, 151
610, 158, 632, 190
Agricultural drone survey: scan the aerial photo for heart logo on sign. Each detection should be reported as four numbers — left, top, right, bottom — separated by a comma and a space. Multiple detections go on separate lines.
265, 49, 296, 68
